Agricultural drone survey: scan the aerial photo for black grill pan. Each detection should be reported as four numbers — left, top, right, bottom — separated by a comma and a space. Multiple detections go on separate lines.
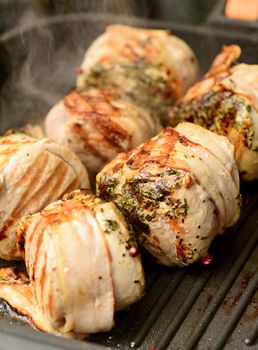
0, 13, 258, 350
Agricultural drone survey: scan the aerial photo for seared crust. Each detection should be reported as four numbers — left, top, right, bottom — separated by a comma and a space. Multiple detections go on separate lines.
45, 87, 161, 176
97, 125, 240, 267
64, 90, 133, 152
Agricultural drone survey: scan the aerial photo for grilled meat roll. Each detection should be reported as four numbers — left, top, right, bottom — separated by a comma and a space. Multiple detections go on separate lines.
0, 131, 89, 260
17, 189, 145, 336
77, 24, 198, 124
97, 123, 241, 267
45, 87, 161, 176
168, 45, 258, 181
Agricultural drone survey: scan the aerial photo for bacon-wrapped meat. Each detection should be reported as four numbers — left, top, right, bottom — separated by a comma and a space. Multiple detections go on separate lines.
168, 45, 258, 181
96, 123, 241, 267
16, 189, 145, 336
77, 24, 198, 124
45, 87, 161, 176
0, 131, 89, 260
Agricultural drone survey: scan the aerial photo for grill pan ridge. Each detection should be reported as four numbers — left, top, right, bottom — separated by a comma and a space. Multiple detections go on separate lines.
0, 13, 258, 350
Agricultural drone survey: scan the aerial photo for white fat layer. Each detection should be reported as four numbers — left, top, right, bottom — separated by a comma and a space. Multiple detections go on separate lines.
173, 141, 240, 229
94, 202, 144, 311
164, 35, 199, 94
45, 101, 69, 141
222, 64, 258, 112
175, 122, 240, 190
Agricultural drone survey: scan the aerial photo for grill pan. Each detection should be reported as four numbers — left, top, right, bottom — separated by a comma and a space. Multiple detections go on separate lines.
0, 12, 258, 350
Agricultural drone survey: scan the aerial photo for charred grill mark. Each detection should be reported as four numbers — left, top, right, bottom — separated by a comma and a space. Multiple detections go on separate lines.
175, 236, 188, 263
28, 218, 45, 244
14, 161, 68, 223
71, 123, 110, 162
0, 151, 50, 241
31, 222, 45, 291
48, 292, 54, 318
125, 127, 199, 171
125, 128, 180, 169
103, 30, 147, 62
16, 226, 26, 255
90, 113, 132, 150
192, 174, 201, 185
0, 218, 14, 240
65, 90, 133, 159
71, 114, 132, 154
64, 90, 121, 118
64, 91, 94, 114
8, 246, 20, 259
126, 139, 156, 169
161, 127, 189, 144
39, 251, 47, 306
60, 177, 79, 198
123, 43, 143, 62
110, 159, 126, 174
33, 163, 67, 202
151, 235, 160, 244
11, 152, 50, 215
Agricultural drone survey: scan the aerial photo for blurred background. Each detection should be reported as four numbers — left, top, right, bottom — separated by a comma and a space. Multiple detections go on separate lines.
1, 0, 258, 36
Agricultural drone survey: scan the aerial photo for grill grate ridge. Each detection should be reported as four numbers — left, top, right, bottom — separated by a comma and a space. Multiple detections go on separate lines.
109, 269, 187, 346
137, 194, 258, 350
133, 270, 186, 347
183, 212, 258, 350
213, 270, 258, 350
157, 269, 215, 350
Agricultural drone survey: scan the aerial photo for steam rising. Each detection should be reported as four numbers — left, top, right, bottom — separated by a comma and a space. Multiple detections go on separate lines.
0, 1, 147, 132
